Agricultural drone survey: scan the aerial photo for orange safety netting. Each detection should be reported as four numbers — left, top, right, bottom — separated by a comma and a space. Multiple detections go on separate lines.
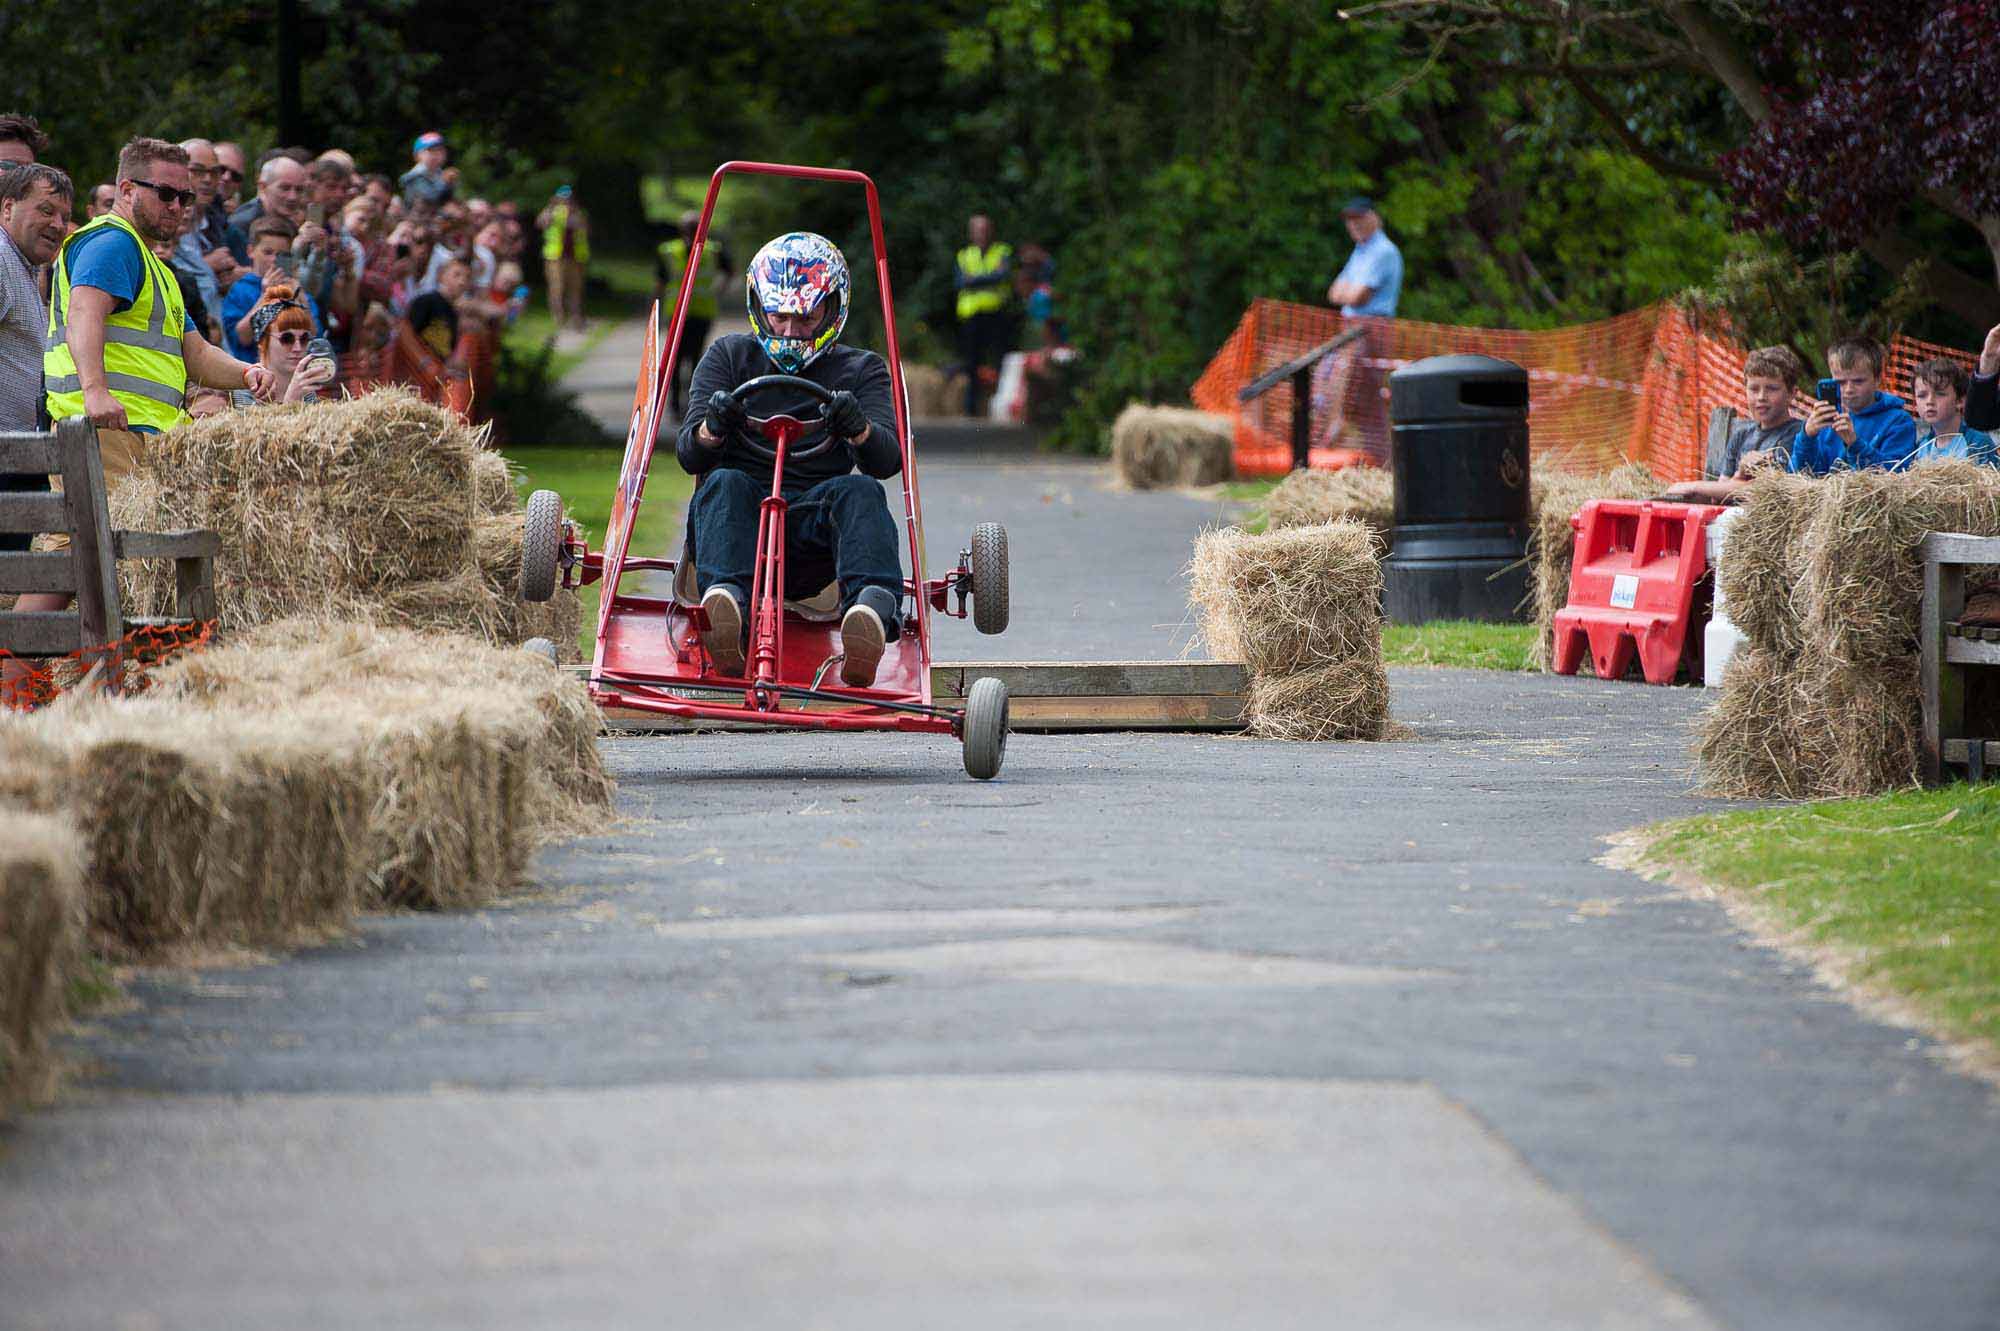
332, 323, 498, 428
1, 620, 214, 712
1190, 299, 1979, 481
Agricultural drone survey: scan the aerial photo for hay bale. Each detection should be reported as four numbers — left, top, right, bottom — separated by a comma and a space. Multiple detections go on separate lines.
1247, 658, 1391, 741
1111, 404, 1235, 489
473, 449, 521, 516
109, 390, 482, 630
3, 699, 375, 951
147, 619, 612, 851
1260, 466, 1393, 540
1, 809, 86, 1110
1527, 463, 1658, 669
1715, 471, 1823, 657
1696, 650, 1922, 799
902, 365, 949, 419
1797, 462, 2000, 667
1188, 522, 1382, 675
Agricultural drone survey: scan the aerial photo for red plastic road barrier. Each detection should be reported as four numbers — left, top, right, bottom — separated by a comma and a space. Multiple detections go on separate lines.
1551, 499, 1729, 685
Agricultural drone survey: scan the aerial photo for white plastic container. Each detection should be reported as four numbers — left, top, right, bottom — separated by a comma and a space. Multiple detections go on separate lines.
1703, 506, 1746, 688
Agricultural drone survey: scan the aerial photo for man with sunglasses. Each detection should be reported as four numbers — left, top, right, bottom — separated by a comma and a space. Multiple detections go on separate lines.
44, 137, 272, 438
214, 142, 248, 211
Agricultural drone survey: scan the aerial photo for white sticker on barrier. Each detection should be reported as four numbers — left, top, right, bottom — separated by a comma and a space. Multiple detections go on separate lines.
1610, 574, 1639, 610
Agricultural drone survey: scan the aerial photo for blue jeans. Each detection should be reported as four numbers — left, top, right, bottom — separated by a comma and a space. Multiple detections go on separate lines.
689, 468, 903, 632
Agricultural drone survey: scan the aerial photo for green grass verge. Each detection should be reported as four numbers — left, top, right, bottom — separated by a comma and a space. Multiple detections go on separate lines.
1635, 785, 2000, 1061
1383, 620, 1536, 671
504, 445, 694, 656
504, 253, 657, 379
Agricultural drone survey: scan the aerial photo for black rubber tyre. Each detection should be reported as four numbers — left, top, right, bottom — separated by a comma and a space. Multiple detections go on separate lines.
521, 489, 563, 603
961, 676, 1009, 780
969, 521, 1009, 635
521, 637, 560, 666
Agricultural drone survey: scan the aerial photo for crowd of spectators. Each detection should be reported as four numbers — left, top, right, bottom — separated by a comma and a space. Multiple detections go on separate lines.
2, 114, 542, 429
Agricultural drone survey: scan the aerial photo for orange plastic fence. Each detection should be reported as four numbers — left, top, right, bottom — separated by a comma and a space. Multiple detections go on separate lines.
1190, 299, 1978, 481
333, 323, 498, 427
0, 619, 214, 712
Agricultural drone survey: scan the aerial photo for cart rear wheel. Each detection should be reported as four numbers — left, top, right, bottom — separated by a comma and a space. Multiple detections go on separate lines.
521, 637, 559, 666
961, 676, 1008, 780
522, 489, 563, 603
970, 522, 1009, 635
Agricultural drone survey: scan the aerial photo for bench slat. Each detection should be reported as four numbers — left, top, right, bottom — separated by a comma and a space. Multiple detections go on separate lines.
0, 436, 61, 473
115, 529, 222, 559
0, 611, 83, 655
0, 550, 77, 593
0, 491, 68, 535
1920, 531, 2000, 564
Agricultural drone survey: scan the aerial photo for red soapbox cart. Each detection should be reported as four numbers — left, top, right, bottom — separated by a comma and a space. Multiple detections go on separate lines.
513, 161, 1013, 779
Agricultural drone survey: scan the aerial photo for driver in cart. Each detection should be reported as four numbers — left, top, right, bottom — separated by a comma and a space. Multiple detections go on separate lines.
676, 231, 904, 687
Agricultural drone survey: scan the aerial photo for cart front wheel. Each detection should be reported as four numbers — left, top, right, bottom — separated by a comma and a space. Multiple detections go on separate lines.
962, 676, 1009, 780
969, 521, 1009, 635
521, 637, 560, 665
522, 489, 563, 603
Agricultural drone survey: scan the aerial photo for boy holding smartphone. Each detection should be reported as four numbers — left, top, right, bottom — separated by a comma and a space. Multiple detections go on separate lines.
1789, 336, 1917, 475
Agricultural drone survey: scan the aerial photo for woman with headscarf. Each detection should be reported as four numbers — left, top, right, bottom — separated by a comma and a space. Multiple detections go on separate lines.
233, 282, 337, 406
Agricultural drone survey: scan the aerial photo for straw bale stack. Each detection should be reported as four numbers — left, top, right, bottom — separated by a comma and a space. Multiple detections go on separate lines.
1527, 463, 1659, 668
1, 809, 85, 1110
1111, 404, 1235, 489
1259, 466, 1394, 543
3, 699, 375, 951
1697, 462, 2000, 797
1188, 521, 1391, 740
109, 391, 585, 657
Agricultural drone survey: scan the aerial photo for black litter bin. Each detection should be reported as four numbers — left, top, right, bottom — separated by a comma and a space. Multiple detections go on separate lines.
1382, 354, 1531, 624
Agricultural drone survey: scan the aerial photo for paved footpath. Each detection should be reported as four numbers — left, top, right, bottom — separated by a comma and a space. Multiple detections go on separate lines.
3, 339, 1997, 1328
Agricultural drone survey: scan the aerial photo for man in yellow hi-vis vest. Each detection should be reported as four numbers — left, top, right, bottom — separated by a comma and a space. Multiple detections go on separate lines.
954, 213, 1013, 416
655, 211, 734, 417
537, 185, 590, 334
45, 137, 271, 442
16, 137, 270, 654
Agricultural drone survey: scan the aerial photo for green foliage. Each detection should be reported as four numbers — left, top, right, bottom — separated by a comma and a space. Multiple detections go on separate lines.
1686, 237, 1936, 375
1640, 784, 2000, 1054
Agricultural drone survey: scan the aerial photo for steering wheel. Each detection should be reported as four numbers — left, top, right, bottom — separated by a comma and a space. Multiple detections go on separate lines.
724, 374, 842, 463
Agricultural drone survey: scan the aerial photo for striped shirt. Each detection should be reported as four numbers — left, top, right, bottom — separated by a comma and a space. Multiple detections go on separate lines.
0, 225, 46, 432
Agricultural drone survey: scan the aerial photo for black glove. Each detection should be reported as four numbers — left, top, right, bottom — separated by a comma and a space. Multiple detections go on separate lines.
704, 389, 746, 443
825, 389, 869, 442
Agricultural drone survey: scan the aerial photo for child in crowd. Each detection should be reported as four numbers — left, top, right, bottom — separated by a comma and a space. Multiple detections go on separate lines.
1789, 336, 1918, 474
1663, 345, 1805, 503
1902, 358, 1999, 468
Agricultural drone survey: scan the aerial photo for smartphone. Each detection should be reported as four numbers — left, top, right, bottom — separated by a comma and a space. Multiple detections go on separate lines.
303, 336, 337, 381
271, 251, 299, 277
307, 202, 326, 227
1815, 378, 1842, 407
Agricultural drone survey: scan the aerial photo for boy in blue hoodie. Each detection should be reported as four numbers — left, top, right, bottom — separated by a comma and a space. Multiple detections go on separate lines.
1903, 358, 1999, 468
1789, 336, 1918, 474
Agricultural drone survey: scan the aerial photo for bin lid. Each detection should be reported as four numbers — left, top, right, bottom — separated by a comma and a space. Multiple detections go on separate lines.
1390, 353, 1529, 422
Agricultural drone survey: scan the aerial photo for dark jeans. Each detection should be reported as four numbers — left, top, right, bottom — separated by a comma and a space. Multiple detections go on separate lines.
957, 311, 1009, 415
690, 468, 903, 633
671, 315, 712, 416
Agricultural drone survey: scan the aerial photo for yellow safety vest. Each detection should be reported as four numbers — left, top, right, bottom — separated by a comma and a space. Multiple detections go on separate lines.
658, 237, 716, 320
542, 203, 590, 265
45, 212, 190, 433
955, 242, 1013, 321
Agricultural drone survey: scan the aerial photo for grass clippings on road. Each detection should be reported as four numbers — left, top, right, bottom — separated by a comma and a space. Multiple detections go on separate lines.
1616, 784, 2000, 1083
1383, 621, 1536, 671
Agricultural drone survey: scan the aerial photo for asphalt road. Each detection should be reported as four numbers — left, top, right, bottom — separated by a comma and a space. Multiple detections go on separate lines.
3, 333, 1997, 1329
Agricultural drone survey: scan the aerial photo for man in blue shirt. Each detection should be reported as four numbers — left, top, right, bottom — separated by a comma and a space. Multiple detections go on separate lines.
1314, 197, 1404, 463
1790, 336, 1918, 474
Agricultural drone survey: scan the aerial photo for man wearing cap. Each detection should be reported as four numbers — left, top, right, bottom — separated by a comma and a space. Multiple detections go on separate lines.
1317, 196, 1404, 463
400, 132, 454, 211
537, 186, 589, 333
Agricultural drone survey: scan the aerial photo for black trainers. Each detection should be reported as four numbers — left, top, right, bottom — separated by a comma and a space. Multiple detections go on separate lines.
839, 587, 899, 687
701, 585, 745, 676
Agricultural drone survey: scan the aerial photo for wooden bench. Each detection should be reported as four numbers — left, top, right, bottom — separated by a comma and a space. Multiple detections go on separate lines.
0, 418, 217, 681
1919, 531, 2000, 783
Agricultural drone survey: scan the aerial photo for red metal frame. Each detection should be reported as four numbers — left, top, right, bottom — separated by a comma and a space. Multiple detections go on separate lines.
584, 161, 960, 734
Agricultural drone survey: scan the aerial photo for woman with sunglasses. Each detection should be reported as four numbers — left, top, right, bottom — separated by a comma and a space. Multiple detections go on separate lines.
234, 283, 337, 406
